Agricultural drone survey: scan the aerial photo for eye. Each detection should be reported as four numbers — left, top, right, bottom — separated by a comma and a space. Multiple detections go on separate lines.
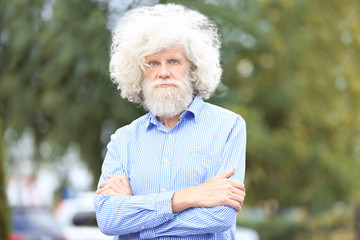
170, 59, 179, 64
147, 61, 159, 67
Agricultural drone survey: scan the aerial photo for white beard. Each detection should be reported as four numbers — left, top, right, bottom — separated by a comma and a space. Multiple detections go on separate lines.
141, 75, 194, 118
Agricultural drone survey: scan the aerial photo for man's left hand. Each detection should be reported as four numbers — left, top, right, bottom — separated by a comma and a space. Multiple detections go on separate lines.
96, 175, 133, 196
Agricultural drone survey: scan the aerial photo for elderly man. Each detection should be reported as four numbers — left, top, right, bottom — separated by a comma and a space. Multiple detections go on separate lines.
94, 4, 246, 239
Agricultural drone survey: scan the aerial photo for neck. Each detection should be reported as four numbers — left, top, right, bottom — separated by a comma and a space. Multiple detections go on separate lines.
158, 112, 183, 130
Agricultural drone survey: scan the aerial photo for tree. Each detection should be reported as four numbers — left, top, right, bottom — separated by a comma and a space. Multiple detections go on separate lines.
169, 0, 360, 207
0, 118, 10, 240
1, 0, 359, 209
0, 0, 145, 188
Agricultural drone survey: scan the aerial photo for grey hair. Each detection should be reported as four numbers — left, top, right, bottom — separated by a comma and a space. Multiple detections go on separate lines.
109, 4, 222, 103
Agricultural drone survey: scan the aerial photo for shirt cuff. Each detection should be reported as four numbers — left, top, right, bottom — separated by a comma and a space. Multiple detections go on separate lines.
140, 228, 156, 239
156, 191, 175, 222
140, 191, 175, 239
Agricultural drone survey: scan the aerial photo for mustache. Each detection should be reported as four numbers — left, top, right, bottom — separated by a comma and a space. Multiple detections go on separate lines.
152, 79, 180, 87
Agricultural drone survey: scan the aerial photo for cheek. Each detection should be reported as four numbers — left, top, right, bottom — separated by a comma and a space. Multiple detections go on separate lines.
180, 65, 189, 77
145, 69, 156, 81
175, 68, 188, 79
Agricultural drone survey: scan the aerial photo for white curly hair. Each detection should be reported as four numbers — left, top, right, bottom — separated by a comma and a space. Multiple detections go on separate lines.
109, 3, 222, 103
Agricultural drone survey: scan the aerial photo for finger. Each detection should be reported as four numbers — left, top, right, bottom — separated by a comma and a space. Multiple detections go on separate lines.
230, 186, 246, 197
96, 187, 108, 194
108, 176, 129, 188
98, 179, 112, 188
228, 191, 245, 206
98, 189, 116, 196
100, 177, 124, 190
231, 187, 246, 204
217, 168, 236, 179
99, 175, 121, 188
97, 181, 118, 193
99, 180, 133, 195
99, 187, 132, 197
108, 174, 126, 179
227, 180, 245, 190
108, 178, 124, 189
98, 178, 120, 189
96, 185, 109, 194
225, 199, 242, 212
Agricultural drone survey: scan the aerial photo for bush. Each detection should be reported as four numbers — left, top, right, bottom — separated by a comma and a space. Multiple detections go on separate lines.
240, 217, 305, 240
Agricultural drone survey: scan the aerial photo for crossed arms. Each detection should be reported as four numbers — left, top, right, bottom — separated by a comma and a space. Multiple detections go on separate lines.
95, 169, 245, 238
94, 117, 246, 238
97, 168, 245, 213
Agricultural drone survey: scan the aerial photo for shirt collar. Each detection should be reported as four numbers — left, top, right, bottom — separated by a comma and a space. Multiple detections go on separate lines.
145, 95, 204, 130
145, 112, 159, 130
179, 95, 203, 122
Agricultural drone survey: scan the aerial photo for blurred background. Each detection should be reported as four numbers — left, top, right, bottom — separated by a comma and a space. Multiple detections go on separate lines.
1, 0, 360, 239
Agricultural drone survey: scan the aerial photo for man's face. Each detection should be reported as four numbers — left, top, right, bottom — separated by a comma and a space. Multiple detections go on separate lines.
141, 46, 194, 118
144, 46, 188, 83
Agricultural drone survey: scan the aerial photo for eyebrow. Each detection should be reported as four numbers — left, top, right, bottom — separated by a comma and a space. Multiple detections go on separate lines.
146, 55, 184, 61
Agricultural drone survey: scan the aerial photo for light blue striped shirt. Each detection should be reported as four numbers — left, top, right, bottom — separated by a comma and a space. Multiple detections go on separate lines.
94, 96, 246, 239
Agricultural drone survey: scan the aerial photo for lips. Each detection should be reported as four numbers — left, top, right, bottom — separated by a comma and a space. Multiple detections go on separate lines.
157, 84, 174, 88
154, 81, 178, 88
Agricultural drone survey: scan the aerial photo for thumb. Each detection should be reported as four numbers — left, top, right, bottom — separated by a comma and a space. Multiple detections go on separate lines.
217, 168, 236, 179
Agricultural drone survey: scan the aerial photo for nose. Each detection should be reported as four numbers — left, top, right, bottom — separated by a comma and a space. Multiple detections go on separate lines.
158, 64, 170, 79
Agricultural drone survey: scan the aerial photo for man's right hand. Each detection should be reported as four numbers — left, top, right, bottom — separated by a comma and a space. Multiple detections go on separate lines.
171, 168, 245, 213
96, 175, 133, 197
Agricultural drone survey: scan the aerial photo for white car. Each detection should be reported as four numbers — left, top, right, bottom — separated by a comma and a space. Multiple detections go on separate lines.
236, 226, 259, 240
54, 192, 112, 240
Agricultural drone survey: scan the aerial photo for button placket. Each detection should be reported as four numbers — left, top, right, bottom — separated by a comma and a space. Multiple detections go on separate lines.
159, 133, 174, 193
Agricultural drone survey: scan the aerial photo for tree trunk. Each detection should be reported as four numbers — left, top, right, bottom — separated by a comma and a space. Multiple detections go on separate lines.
0, 118, 10, 239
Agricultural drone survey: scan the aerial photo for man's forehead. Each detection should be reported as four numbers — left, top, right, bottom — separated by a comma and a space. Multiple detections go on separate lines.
145, 45, 186, 59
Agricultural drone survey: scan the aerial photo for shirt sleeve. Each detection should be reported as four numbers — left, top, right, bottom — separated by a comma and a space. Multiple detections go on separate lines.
94, 117, 246, 238
140, 117, 246, 238
94, 131, 176, 236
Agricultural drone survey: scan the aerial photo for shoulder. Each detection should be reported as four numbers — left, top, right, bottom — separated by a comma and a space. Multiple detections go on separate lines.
111, 113, 149, 141
201, 102, 246, 126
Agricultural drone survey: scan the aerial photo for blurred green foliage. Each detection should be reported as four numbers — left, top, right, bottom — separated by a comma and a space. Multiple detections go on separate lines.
239, 204, 355, 240
170, 0, 360, 208
0, 0, 145, 185
245, 217, 305, 240
1, 0, 359, 213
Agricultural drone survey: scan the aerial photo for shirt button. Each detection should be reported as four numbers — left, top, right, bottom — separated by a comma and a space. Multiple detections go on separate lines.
168, 134, 172, 138
162, 188, 166, 192
166, 216, 169, 220
164, 159, 168, 163
141, 225, 145, 229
